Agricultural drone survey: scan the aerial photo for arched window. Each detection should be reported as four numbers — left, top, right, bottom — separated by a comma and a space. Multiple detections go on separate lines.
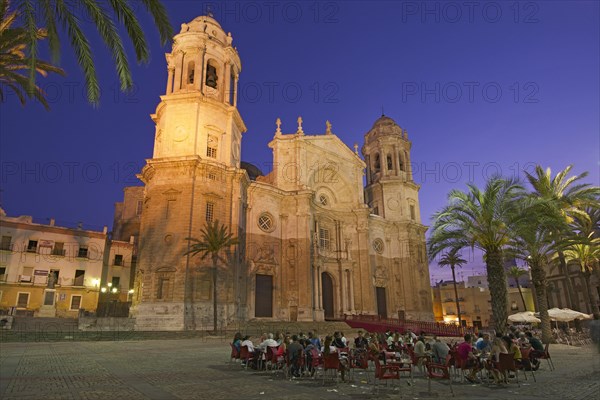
187, 61, 195, 84
206, 61, 218, 89
374, 153, 380, 173
399, 152, 405, 171
387, 154, 393, 171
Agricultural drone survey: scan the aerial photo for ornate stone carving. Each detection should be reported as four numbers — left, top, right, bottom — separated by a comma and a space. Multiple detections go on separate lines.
373, 266, 388, 287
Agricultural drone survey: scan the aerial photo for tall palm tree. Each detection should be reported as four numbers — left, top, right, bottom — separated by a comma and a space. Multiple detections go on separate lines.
0, 0, 64, 109
428, 176, 524, 333
10, 0, 172, 104
506, 266, 528, 311
438, 249, 467, 326
185, 220, 238, 332
507, 204, 559, 344
563, 233, 600, 319
525, 165, 600, 311
568, 205, 600, 313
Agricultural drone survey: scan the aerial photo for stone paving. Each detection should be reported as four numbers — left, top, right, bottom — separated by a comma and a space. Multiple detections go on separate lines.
1, 338, 598, 399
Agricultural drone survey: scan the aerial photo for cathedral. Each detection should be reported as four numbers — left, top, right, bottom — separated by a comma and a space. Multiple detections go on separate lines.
123, 15, 434, 330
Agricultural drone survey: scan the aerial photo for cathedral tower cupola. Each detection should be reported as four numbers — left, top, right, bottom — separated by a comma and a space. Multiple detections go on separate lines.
151, 15, 246, 167
362, 115, 412, 184
362, 115, 420, 222
165, 15, 240, 105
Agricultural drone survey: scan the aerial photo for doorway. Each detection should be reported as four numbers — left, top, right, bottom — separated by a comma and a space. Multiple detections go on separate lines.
321, 272, 334, 319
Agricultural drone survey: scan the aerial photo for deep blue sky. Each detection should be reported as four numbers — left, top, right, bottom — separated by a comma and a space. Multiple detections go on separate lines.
1, 1, 598, 283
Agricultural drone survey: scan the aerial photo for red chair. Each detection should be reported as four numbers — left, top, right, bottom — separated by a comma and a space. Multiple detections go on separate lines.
266, 346, 283, 371
348, 349, 370, 382
230, 343, 240, 363
536, 343, 555, 371
425, 354, 454, 396
372, 357, 401, 392
497, 353, 520, 386
240, 345, 255, 370
307, 348, 322, 378
517, 347, 536, 382
321, 352, 341, 384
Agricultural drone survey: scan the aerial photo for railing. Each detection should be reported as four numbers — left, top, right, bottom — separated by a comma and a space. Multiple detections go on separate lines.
51, 249, 66, 256
96, 302, 131, 317
344, 314, 468, 337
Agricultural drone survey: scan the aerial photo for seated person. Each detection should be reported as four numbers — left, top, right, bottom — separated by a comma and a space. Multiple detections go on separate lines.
488, 336, 508, 384
525, 331, 543, 369
258, 333, 279, 352
333, 332, 346, 348
323, 335, 348, 381
502, 335, 523, 368
308, 331, 322, 349
431, 336, 450, 364
457, 333, 482, 383
287, 335, 304, 377
354, 330, 369, 349
368, 333, 382, 358
405, 328, 417, 342
241, 335, 255, 353
517, 332, 529, 347
232, 332, 242, 352
476, 333, 492, 353
413, 335, 431, 367
389, 332, 403, 351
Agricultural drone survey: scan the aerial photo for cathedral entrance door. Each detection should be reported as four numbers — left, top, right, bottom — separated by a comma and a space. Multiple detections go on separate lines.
321, 272, 334, 319
255, 274, 273, 317
376, 287, 387, 318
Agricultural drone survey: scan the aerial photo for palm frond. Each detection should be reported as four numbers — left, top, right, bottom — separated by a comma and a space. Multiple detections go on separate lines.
80, 0, 132, 91
55, 0, 99, 103
138, 0, 173, 46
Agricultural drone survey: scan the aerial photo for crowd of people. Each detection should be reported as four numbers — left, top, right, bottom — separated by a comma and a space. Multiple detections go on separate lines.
454, 326, 545, 384
230, 325, 547, 386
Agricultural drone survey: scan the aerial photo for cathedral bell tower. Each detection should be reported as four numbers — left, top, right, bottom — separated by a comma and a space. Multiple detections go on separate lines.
362, 116, 419, 222
133, 16, 247, 331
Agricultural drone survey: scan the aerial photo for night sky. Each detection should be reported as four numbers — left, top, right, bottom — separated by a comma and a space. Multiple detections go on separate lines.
1, 1, 598, 284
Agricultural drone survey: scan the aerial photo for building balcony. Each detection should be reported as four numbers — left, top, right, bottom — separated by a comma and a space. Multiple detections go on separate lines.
51, 249, 66, 256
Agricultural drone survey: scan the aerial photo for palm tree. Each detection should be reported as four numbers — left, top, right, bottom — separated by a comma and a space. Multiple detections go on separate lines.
506, 266, 528, 310
10, 0, 172, 104
428, 176, 524, 333
0, 0, 64, 109
525, 165, 600, 311
507, 204, 559, 344
563, 233, 600, 319
185, 220, 238, 332
438, 249, 467, 326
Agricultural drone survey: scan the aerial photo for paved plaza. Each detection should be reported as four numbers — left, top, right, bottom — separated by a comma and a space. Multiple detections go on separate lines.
0, 338, 598, 399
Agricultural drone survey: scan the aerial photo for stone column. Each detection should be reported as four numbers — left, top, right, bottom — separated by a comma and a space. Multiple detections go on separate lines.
348, 268, 355, 312
194, 53, 202, 91
224, 62, 232, 104
166, 69, 174, 94
233, 75, 239, 107
365, 154, 371, 184
339, 260, 346, 315
393, 145, 400, 176
173, 52, 184, 92
381, 147, 388, 176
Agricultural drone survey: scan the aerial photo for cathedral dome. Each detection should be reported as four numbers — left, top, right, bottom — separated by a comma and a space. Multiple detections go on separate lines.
185, 15, 223, 32
365, 115, 404, 141
175, 15, 230, 45
240, 162, 263, 181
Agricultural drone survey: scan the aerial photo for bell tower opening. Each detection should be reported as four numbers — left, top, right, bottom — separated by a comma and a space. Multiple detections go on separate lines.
206, 62, 218, 89
187, 61, 195, 85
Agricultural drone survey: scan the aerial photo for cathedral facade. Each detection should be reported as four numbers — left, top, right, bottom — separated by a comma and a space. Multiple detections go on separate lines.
128, 15, 433, 330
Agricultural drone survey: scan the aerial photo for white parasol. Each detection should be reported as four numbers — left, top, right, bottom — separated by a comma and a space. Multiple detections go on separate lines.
508, 311, 541, 323
547, 308, 593, 322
